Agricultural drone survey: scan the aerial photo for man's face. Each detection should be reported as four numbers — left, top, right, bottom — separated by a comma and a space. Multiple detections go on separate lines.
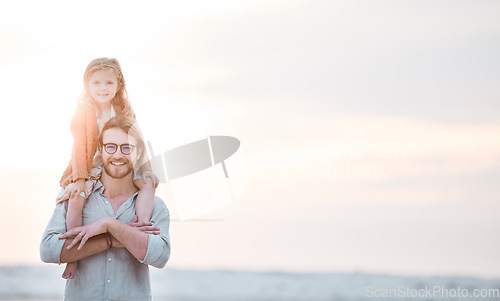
101, 128, 139, 179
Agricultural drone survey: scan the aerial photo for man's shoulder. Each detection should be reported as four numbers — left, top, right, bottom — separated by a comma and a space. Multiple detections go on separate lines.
152, 196, 170, 223
153, 196, 169, 212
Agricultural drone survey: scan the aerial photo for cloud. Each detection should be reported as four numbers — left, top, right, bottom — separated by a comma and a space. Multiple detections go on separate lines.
137, 0, 500, 124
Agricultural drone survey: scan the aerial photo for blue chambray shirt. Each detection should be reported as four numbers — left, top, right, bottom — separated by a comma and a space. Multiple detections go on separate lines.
40, 181, 171, 301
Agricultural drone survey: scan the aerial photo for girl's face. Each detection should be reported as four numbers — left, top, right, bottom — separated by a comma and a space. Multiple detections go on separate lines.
88, 69, 119, 105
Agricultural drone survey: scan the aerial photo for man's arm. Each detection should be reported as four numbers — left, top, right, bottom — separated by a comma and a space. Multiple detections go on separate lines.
108, 218, 149, 260
59, 233, 110, 263
61, 198, 170, 268
40, 201, 70, 264
136, 197, 171, 268
41, 201, 159, 264
60, 217, 161, 262
41, 201, 118, 264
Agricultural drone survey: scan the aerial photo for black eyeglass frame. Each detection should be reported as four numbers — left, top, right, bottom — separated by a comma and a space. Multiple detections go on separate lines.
102, 143, 137, 155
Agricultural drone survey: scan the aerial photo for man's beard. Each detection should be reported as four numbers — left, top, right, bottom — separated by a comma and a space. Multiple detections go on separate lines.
103, 158, 134, 179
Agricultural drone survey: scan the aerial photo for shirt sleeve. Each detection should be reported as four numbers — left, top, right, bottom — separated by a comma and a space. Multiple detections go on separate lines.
40, 202, 68, 264
139, 197, 171, 268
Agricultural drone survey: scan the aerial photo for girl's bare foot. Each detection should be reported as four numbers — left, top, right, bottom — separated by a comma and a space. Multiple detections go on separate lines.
62, 261, 78, 279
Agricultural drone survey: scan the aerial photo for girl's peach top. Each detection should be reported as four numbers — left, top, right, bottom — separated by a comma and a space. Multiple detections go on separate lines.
60, 101, 102, 187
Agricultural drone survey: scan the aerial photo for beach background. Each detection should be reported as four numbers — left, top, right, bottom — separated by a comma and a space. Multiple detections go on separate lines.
1, 0, 500, 300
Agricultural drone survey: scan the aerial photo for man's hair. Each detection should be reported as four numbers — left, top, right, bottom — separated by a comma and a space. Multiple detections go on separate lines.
98, 115, 148, 170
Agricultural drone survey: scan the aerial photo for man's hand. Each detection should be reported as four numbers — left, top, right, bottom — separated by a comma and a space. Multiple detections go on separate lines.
60, 217, 113, 250
110, 215, 160, 248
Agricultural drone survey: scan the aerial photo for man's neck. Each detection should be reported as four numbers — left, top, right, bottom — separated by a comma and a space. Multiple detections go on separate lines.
100, 172, 137, 201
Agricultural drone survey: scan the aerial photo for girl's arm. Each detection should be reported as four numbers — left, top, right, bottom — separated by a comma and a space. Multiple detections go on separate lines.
130, 112, 153, 176
66, 191, 85, 230
134, 180, 156, 223
70, 103, 95, 182
129, 113, 158, 223
66, 103, 96, 198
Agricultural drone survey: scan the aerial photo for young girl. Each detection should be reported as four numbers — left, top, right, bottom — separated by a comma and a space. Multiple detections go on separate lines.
57, 57, 158, 279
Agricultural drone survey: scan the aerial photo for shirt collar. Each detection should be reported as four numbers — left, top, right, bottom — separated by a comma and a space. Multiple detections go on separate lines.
93, 180, 105, 194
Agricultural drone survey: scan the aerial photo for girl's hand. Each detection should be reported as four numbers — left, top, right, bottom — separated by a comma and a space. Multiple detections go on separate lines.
141, 171, 159, 188
60, 217, 112, 250
68, 178, 88, 199
128, 215, 160, 235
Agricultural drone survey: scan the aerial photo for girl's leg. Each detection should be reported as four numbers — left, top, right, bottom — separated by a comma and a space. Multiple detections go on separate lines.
61, 194, 85, 279
134, 180, 155, 223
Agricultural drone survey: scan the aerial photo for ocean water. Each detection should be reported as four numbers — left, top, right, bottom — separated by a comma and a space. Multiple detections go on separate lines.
1, 266, 500, 300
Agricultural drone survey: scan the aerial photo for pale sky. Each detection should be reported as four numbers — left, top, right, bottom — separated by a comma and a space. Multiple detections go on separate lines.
1, 0, 500, 278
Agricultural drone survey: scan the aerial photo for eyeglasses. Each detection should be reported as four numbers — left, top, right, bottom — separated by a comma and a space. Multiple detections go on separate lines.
102, 143, 136, 155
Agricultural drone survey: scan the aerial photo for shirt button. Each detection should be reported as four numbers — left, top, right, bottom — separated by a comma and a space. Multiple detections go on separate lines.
105, 201, 109, 204
107, 279, 111, 283
108, 258, 112, 262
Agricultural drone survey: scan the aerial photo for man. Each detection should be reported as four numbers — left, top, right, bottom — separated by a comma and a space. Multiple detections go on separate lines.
40, 116, 171, 301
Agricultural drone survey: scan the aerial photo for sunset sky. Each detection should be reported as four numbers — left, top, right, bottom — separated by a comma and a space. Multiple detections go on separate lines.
1, 0, 500, 278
